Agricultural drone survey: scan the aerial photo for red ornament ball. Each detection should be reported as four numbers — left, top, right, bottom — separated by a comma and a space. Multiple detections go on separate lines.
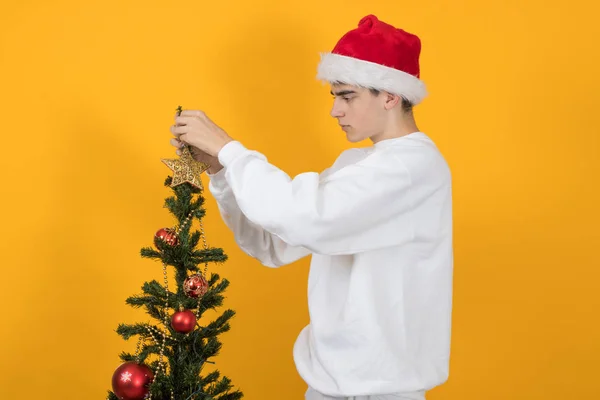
111, 361, 153, 400
183, 273, 209, 298
171, 309, 197, 333
154, 228, 179, 247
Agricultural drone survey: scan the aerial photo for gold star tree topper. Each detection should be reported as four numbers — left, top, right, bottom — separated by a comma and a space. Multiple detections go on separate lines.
161, 106, 210, 190
161, 145, 210, 190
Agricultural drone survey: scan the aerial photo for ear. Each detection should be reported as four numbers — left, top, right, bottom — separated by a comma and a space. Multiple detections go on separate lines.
383, 92, 400, 110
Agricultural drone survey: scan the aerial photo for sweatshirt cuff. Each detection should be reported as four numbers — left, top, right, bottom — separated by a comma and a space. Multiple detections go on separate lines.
217, 140, 247, 168
206, 167, 228, 192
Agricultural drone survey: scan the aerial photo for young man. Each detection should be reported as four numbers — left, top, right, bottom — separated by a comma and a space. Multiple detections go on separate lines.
170, 14, 453, 400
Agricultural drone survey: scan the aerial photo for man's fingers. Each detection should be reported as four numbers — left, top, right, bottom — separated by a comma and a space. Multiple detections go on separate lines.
170, 138, 184, 148
170, 124, 187, 136
179, 133, 190, 145
174, 116, 201, 126
178, 110, 205, 118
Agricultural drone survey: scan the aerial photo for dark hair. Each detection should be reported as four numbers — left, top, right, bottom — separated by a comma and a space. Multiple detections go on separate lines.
368, 88, 413, 113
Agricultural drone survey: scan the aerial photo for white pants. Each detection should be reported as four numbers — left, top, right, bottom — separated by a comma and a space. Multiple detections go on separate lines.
305, 387, 426, 400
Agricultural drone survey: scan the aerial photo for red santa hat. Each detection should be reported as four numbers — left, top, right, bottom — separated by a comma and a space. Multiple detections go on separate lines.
316, 14, 427, 105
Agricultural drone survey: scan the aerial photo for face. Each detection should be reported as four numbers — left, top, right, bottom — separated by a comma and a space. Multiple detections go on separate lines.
329, 83, 388, 143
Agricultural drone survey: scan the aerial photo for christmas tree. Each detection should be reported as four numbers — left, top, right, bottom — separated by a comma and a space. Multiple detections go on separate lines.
107, 107, 243, 400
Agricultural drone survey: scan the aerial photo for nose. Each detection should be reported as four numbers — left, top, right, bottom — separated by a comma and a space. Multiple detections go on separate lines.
330, 99, 345, 118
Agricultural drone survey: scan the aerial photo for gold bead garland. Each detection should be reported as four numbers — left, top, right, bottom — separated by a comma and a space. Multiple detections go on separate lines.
144, 211, 208, 400
174, 210, 195, 236
172, 210, 209, 318
196, 218, 210, 318
136, 200, 211, 399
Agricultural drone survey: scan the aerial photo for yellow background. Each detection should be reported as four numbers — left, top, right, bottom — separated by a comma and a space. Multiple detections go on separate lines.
1, 0, 598, 399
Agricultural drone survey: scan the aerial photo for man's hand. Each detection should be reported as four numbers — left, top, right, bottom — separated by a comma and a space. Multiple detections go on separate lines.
170, 110, 234, 157
170, 137, 224, 175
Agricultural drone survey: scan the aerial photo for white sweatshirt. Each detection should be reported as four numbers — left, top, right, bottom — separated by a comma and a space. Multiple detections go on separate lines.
207, 132, 453, 397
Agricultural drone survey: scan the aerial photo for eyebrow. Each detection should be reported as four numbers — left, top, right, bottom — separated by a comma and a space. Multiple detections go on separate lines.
330, 90, 357, 96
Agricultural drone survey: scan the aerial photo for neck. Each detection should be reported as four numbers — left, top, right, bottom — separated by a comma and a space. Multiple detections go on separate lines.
370, 111, 419, 144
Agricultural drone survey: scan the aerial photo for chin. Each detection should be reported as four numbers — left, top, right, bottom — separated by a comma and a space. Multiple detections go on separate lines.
342, 126, 369, 143
345, 132, 367, 143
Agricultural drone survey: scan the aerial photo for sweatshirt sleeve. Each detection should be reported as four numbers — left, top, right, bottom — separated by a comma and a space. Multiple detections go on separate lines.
217, 141, 416, 256
207, 167, 312, 268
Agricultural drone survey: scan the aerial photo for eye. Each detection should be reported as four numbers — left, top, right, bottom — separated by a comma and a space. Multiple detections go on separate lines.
331, 95, 354, 102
